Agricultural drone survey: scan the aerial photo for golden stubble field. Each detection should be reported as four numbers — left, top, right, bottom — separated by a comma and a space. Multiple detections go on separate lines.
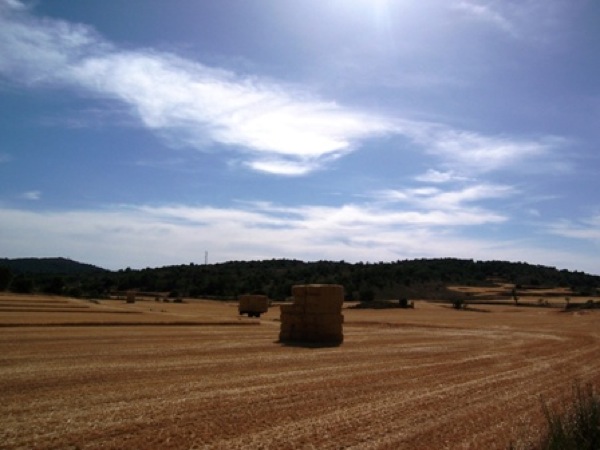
1, 290, 599, 449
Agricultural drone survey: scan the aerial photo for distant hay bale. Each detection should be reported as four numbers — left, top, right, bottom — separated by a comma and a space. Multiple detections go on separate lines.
279, 284, 344, 344
126, 291, 135, 304
238, 294, 269, 317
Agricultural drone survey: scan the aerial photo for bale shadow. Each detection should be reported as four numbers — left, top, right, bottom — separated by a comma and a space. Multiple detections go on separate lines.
276, 339, 343, 348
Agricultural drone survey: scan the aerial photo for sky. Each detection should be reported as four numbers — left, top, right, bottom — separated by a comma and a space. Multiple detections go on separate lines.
0, 0, 599, 274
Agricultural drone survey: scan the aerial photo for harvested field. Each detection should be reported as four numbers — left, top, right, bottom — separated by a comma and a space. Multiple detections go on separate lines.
1, 292, 599, 449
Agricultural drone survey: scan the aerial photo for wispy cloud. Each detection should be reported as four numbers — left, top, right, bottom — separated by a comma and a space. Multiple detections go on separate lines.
414, 169, 468, 184
1, 201, 596, 273
0, 202, 502, 270
451, 0, 570, 43
373, 182, 515, 216
547, 215, 600, 243
0, 1, 395, 176
403, 123, 563, 174
19, 190, 41, 200
0, 0, 567, 178
452, 1, 517, 37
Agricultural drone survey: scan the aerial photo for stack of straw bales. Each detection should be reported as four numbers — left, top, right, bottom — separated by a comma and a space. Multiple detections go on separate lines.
279, 284, 344, 344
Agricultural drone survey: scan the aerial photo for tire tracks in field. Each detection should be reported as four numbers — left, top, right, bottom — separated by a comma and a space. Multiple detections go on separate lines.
195, 324, 600, 449
2, 312, 599, 449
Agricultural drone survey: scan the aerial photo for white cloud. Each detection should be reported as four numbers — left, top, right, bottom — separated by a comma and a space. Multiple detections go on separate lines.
19, 190, 41, 200
547, 215, 600, 243
1, 190, 512, 268
245, 158, 318, 176
450, 0, 569, 43
0, 0, 25, 11
414, 169, 468, 183
452, 1, 517, 37
373, 183, 515, 213
1, 202, 596, 273
0, 2, 395, 176
0, 1, 568, 178
408, 125, 559, 173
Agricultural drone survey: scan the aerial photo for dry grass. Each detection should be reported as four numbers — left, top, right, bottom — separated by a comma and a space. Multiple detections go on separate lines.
1, 290, 599, 449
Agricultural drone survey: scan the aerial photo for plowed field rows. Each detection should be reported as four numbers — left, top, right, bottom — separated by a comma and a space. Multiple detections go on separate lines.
1, 293, 598, 449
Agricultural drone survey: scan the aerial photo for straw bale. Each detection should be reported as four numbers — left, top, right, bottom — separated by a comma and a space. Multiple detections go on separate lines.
279, 325, 296, 340
279, 322, 297, 332
292, 297, 308, 309
303, 313, 343, 327
292, 284, 344, 312
280, 329, 304, 341
280, 314, 304, 327
291, 285, 309, 299
305, 284, 344, 298
280, 284, 345, 344
280, 304, 304, 315
238, 294, 269, 315
279, 323, 301, 338
279, 331, 290, 341
304, 297, 343, 313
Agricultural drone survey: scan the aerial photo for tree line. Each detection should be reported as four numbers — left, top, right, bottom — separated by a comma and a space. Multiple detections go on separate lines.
1, 257, 599, 301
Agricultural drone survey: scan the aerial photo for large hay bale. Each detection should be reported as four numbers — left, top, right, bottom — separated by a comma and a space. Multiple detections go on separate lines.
280, 304, 304, 316
280, 314, 304, 328
303, 313, 344, 327
279, 284, 344, 344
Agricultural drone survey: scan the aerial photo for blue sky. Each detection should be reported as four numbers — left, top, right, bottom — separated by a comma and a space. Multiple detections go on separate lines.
1, 0, 599, 273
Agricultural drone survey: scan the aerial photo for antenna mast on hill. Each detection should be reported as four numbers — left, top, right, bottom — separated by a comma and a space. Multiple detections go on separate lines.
205, 251, 208, 265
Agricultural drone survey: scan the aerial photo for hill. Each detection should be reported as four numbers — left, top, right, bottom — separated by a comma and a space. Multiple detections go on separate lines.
0, 257, 108, 275
1, 257, 599, 300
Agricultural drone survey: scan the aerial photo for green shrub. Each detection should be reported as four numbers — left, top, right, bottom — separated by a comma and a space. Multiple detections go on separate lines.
538, 383, 600, 450
452, 298, 465, 309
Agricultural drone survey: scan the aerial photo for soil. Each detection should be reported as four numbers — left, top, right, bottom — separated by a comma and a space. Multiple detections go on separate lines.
1, 291, 599, 449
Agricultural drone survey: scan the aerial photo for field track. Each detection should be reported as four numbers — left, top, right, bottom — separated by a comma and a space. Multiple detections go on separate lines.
1, 293, 599, 449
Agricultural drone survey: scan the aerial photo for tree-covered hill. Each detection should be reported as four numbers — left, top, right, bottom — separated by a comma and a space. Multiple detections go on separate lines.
0, 258, 107, 294
0, 257, 107, 275
1, 257, 598, 301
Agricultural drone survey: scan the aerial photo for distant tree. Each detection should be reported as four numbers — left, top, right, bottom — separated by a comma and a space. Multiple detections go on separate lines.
0, 267, 12, 291
359, 288, 375, 302
42, 276, 65, 295
66, 286, 83, 298
452, 298, 465, 309
10, 275, 34, 294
